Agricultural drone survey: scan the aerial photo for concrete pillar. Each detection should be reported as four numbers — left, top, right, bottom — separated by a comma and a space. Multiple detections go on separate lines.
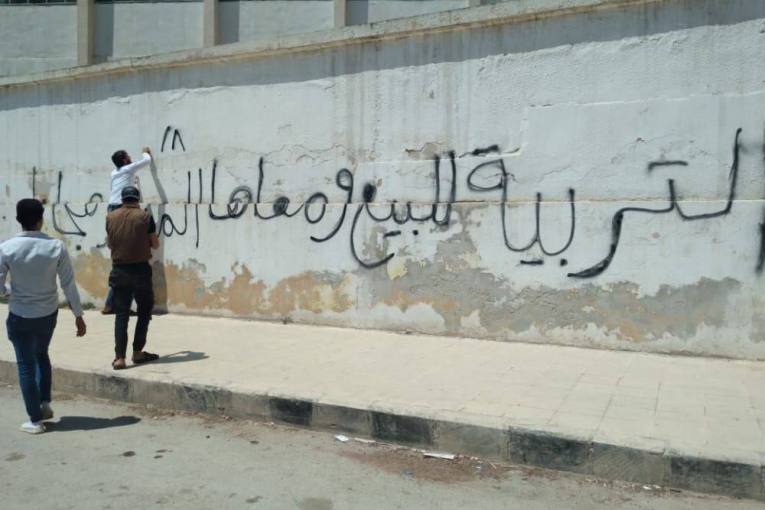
77, 0, 95, 66
333, 0, 347, 29
203, 0, 220, 47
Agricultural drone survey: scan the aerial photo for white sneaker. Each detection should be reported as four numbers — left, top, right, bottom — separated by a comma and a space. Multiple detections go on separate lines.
40, 402, 54, 421
20, 421, 45, 434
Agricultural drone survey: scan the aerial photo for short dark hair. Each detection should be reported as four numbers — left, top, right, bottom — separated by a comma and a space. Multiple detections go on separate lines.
111, 150, 128, 168
16, 198, 44, 230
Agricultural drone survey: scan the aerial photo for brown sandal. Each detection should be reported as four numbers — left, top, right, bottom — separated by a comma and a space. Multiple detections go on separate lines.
112, 358, 127, 370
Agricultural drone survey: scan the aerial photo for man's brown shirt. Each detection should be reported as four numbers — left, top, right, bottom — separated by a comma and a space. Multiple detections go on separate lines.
106, 204, 156, 264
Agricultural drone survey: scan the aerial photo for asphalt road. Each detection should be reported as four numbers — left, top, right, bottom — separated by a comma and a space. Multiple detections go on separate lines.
1, 385, 762, 510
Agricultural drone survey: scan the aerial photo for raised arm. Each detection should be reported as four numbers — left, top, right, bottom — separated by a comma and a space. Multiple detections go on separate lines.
113, 150, 152, 177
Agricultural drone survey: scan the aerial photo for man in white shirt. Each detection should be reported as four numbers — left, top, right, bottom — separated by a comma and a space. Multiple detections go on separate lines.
0, 199, 87, 434
108, 147, 152, 211
103, 147, 153, 314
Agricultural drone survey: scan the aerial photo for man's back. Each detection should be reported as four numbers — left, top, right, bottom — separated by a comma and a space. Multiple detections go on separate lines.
106, 205, 155, 265
104, 188, 159, 369
0, 233, 68, 318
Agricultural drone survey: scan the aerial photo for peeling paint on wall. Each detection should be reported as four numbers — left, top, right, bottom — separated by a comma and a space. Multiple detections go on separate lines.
163, 262, 355, 317
367, 225, 742, 343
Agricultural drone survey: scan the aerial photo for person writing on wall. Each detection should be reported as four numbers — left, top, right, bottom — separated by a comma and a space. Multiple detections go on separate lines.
102, 146, 153, 314
0, 199, 87, 434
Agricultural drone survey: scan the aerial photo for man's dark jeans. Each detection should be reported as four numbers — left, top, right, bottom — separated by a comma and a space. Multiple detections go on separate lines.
6, 311, 58, 422
109, 263, 153, 358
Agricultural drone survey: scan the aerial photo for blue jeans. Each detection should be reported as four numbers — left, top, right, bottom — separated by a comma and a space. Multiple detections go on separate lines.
7, 311, 58, 422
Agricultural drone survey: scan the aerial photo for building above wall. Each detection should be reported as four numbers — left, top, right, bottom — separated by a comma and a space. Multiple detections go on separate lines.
0, 0, 653, 85
0, 0, 491, 77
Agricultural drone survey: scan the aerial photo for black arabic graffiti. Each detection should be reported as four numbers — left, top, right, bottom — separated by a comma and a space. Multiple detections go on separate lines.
48, 171, 104, 237
203, 150, 456, 269
157, 170, 200, 249
40, 127, 758, 277
466, 145, 576, 259
161, 126, 186, 153
567, 128, 742, 278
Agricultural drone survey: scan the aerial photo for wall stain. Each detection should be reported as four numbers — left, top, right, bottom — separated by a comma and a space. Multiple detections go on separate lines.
69, 229, 740, 345
162, 262, 355, 317
404, 142, 448, 160
506, 278, 740, 342
73, 249, 112, 298
72, 250, 353, 318
368, 220, 741, 343
30, 166, 55, 204
297, 498, 334, 510
751, 303, 765, 343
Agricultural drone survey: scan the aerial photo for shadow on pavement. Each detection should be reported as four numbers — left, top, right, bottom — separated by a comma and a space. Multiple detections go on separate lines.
46, 415, 141, 432
118, 351, 208, 370
151, 351, 209, 365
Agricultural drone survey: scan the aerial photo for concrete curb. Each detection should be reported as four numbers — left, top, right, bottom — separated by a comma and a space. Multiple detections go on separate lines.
1, 359, 761, 501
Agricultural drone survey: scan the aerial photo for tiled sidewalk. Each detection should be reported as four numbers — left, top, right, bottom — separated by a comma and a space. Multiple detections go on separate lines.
2, 304, 764, 497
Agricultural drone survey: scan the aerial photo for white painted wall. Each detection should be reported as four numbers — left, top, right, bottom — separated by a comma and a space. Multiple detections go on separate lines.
94, 2, 204, 61
219, 1, 334, 45
0, 1, 473, 75
348, 0, 469, 25
0, 6, 78, 77
1, 0, 765, 359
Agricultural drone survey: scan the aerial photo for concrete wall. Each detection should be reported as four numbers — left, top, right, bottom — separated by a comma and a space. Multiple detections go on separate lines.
94, 2, 204, 61
219, 1, 334, 45
347, 0, 469, 25
0, 6, 78, 77
2, 0, 765, 359
0, 0, 475, 74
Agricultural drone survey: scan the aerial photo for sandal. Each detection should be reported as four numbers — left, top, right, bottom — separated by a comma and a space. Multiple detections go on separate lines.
132, 352, 159, 364
112, 358, 127, 370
